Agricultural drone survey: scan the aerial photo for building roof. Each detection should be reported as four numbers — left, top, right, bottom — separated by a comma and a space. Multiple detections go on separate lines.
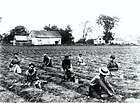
30, 30, 62, 38
114, 38, 123, 41
14, 35, 29, 41
93, 36, 103, 40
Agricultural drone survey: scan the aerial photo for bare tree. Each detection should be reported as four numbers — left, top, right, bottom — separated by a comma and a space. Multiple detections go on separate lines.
81, 20, 93, 40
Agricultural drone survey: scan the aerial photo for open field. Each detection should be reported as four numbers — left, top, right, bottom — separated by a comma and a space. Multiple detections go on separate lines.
0, 45, 140, 102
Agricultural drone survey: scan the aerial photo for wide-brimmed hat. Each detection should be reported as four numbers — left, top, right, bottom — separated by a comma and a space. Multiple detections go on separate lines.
99, 67, 110, 75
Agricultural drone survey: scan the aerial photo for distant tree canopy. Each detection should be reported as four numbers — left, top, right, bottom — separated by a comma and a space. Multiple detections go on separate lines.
10, 25, 29, 36
2, 33, 10, 43
44, 24, 58, 31
96, 14, 119, 43
76, 38, 94, 45
86, 39, 94, 44
3, 25, 29, 43
0, 34, 3, 42
44, 24, 74, 44
76, 38, 86, 44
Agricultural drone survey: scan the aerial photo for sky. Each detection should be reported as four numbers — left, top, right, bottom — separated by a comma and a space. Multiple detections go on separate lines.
0, 0, 140, 41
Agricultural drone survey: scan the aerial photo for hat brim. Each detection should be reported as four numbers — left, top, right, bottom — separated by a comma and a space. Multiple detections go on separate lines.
99, 67, 110, 75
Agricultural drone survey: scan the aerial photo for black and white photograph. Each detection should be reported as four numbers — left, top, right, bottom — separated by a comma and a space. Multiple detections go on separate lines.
0, 0, 140, 102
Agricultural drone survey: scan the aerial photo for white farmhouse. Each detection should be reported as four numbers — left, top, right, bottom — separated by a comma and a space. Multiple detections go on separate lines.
94, 36, 105, 44
29, 30, 62, 45
13, 35, 30, 45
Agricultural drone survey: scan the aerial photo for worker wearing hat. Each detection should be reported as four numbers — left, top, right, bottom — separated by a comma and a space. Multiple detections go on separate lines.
107, 55, 119, 73
62, 55, 75, 82
88, 67, 114, 99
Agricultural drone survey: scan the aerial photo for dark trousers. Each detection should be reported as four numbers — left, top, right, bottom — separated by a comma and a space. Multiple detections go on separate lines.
64, 70, 75, 82
88, 85, 102, 99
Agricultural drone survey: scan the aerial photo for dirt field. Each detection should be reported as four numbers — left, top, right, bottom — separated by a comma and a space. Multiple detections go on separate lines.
0, 45, 140, 102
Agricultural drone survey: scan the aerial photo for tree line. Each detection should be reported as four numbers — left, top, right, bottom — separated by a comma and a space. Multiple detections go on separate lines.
1, 14, 119, 45
2, 25, 74, 44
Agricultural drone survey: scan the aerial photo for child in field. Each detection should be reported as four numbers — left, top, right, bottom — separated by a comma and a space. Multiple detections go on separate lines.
88, 67, 114, 99
42, 54, 53, 67
25, 63, 42, 88
77, 53, 85, 66
107, 55, 118, 75
62, 55, 75, 82
9, 52, 22, 74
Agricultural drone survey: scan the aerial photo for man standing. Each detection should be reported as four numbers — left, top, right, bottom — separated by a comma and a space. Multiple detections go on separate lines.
62, 55, 75, 82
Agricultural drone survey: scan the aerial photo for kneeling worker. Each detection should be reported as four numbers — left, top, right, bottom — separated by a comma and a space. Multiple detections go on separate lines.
25, 63, 41, 88
43, 54, 53, 67
88, 67, 115, 99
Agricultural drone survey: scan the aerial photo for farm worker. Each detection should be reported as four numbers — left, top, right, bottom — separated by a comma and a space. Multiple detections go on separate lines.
77, 53, 85, 66
9, 52, 22, 74
107, 55, 118, 75
25, 63, 42, 88
88, 67, 114, 99
66, 54, 73, 71
43, 54, 53, 67
62, 55, 71, 71
62, 55, 75, 82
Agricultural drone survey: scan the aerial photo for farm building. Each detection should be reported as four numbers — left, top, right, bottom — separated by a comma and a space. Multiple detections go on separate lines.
29, 30, 62, 45
94, 36, 105, 44
123, 35, 138, 45
137, 37, 140, 45
13, 35, 30, 45
111, 37, 124, 44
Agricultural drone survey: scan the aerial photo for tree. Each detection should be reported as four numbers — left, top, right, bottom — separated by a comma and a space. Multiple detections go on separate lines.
2, 33, 10, 43
0, 17, 2, 23
76, 38, 86, 44
86, 39, 94, 44
44, 24, 58, 31
76, 38, 94, 45
3, 25, 29, 43
81, 20, 93, 41
0, 34, 3, 42
44, 24, 74, 44
10, 25, 29, 36
96, 14, 119, 43
59, 25, 74, 44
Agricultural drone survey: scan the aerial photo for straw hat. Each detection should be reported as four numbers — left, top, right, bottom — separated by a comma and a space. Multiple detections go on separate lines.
99, 67, 110, 75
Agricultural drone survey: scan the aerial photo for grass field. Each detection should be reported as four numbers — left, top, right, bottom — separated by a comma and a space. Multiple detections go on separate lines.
0, 45, 140, 102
